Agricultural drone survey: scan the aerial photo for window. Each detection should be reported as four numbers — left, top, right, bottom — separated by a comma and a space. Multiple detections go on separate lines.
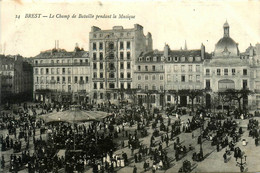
181, 75, 185, 82
98, 53, 103, 61
189, 75, 192, 82
57, 68, 60, 74
160, 85, 163, 91
243, 80, 247, 89
145, 75, 148, 80
68, 77, 71, 83
160, 75, 163, 80
74, 76, 78, 83
152, 75, 156, 80
109, 72, 114, 78
243, 69, 247, 76
120, 73, 124, 78
167, 95, 171, 101
196, 75, 200, 82
138, 84, 141, 89
93, 72, 97, 78
93, 63, 97, 69
114, 93, 117, 100
57, 76, 60, 83
62, 77, 66, 83
100, 93, 103, 99
94, 83, 97, 89
93, 42, 96, 50
206, 79, 210, 89
100, 72, 103, 78
86, 76, 89, 83
120, 52, 124, 60
138, 75, 141, 80
127, 62, 131, 69
109, 53, 114, 59
100, 63, 103, 69
127, 41, 130, 49
152, 65, 155, 71
35, 68, 38, 74
188, 65, 192, 72
224, 69, 228, 75
196, 65, 200, 72
145, 66, 148, 71
174, 65, 178, 72
152, 85, 156, 90
206, 69, 210, 76
110, 63, 114, 70
80, 59, 83, 64
56, 60, 59, 64
175, 75, 178, 82
46, 68, 49, 74
138, 65, 141, 71
120, 42, 124, 50
62, 68, 65, 74
217, 69, 221, 76
100, 82, 104, 89
51, 68, 54, 74
121, 83, 124, 89
109, 42, 114, 50
93, 92, 97, 99
127, 52, 131, 59
145, 85, 148, 90
127, 83, 131, 89
232, 69, 236, 75
181, 65, 185, 72
93, 53, 97, 60
68, 68, 71, 74
99, 42, 103, 50
127, 72, 131, 78
109, 83, 115, 89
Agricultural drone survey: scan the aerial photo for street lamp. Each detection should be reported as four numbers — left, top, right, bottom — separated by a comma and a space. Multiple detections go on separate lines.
236, 155, 247, 172
199, 117, 204, 161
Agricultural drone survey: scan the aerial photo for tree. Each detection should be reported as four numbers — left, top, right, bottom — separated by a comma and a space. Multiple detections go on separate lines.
189, 89, 204, 112
218, 90, 233, 115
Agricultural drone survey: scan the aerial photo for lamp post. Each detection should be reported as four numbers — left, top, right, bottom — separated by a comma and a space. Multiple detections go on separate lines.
199, 117, 204, 161
236, 154, 247, 172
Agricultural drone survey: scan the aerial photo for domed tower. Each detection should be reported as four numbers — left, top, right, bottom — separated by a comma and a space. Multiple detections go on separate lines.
214, 21, 239, 58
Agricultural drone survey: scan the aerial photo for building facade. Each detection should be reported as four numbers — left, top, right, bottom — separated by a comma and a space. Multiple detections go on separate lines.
0, 55, 33, 104
89, 24, 152, 104
32, 46, 91, 104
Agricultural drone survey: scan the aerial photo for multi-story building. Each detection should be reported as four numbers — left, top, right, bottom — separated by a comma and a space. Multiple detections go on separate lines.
204, 21, 254, 109
134, 50, 165, 108
32, 45, 91, 104
0, 55, 33, 104
89, 24, 152, 104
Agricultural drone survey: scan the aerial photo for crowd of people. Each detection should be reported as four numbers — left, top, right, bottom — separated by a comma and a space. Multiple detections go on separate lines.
0, 101, 259, 173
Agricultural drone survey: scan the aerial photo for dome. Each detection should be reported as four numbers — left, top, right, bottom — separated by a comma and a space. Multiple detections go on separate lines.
214, 21, 239, 57
214, 37, 239, 57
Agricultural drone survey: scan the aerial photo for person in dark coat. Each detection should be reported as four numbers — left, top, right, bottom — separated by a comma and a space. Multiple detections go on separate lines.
133, 165, 137, 173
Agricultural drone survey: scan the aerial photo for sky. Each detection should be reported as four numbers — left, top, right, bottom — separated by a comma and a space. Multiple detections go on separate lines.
0, 0, 260, 57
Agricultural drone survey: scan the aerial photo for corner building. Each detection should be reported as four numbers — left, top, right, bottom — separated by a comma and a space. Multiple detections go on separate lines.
89, 24, 152, 104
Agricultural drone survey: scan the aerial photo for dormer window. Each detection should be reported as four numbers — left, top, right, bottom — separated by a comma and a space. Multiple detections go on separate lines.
195, 56, 201, 62
168, 57, 171, 61
146, 57, 150, 61
188, 56, 193, 62
174, 57, 178, 62
181, 56, 185, 62
153, 56, 157, 62
138, 57, 142, 61
161, 56, 164, 61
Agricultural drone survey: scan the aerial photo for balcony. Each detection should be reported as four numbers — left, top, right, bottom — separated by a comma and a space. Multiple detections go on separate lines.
255, 89, 260, 93
33, 62, 90, 67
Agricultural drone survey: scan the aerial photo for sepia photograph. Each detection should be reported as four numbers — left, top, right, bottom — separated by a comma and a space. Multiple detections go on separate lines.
0, 0, 260, 172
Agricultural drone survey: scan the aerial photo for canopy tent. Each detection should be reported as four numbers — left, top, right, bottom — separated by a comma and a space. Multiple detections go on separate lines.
40, 110, 108, 124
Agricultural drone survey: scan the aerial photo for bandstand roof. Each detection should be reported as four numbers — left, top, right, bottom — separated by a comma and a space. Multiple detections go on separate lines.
40, 109, 108, 124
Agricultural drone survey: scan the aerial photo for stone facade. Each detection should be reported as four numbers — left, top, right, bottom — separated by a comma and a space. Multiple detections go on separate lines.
89, 24, 152, 104
32, 46, 91, 104
0, 55, 33, 104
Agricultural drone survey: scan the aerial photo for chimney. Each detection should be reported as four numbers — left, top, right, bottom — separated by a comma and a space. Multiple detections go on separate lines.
164, 44, 169, 58
201, 43, 205, 59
